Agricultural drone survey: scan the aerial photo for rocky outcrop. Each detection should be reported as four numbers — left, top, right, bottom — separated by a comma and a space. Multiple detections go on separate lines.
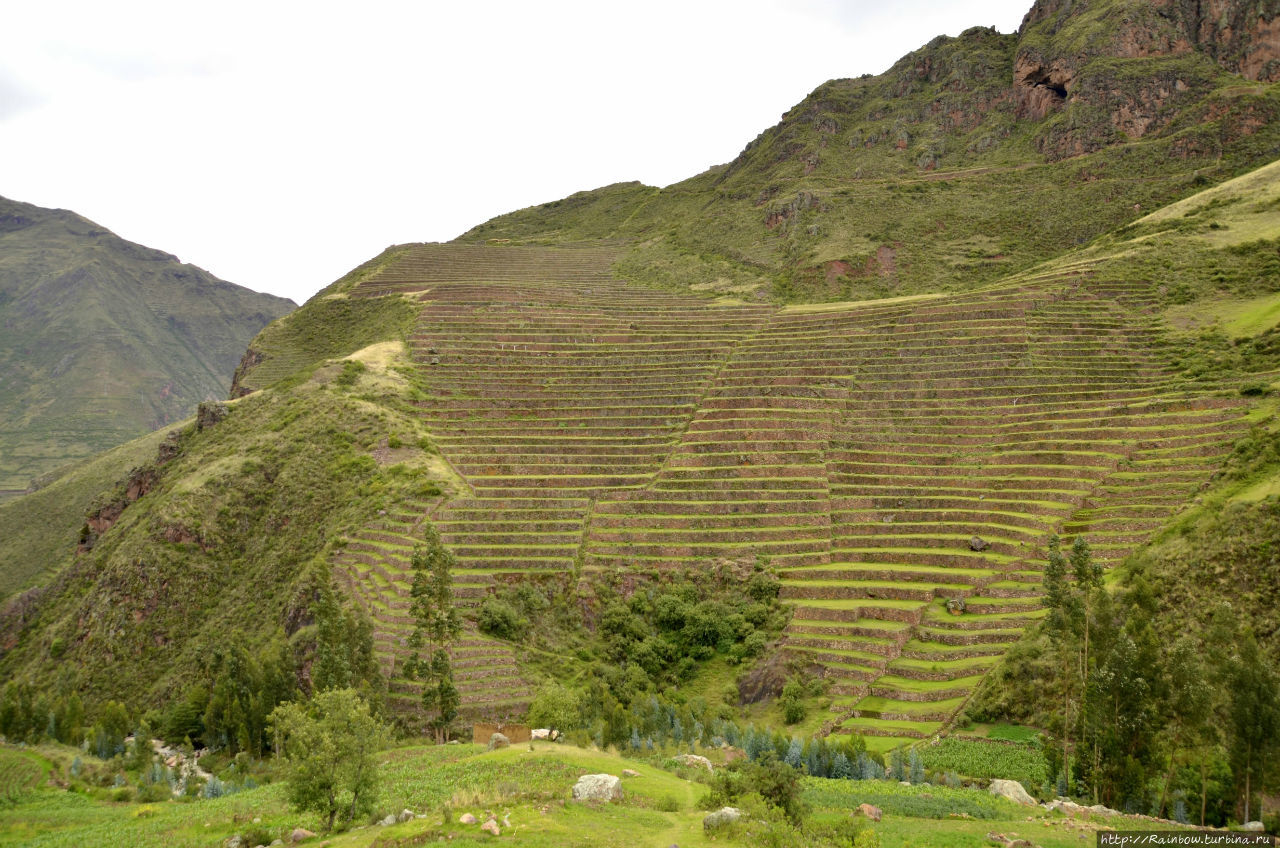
229, 348, 264, 398
196, 401, 229, 432
1014, 0, 1280, 156
78, 465, 160, 553
1014, 53, 1073, 119
1170, 0, 1280, 82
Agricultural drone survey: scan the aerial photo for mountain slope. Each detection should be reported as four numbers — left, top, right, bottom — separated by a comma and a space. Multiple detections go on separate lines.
0, 196, 295, 494
3, 0, 1280, 750
461, 6, 1280, 306
8, 152, 1269, 738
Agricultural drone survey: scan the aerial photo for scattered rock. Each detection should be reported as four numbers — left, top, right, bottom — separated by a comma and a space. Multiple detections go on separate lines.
703, 806, 742, 831
488, 732, 510, 750
674, 753, 713, 771
397, 809, 414, 823
378, 814, 396, 826
858, 803, 882, 822
480, 819, 500, 836
986, 833, 1035, 848
1241, 821, 1265, 832
989, 779, 1037, 806
969, 535, 989, 551
197, 401, 229, 432
1042, 798, 1117, 817
225, 837, 243, 848
572, 773, 623, 802
290, 829, 315, 843
459, 813, 478, 824
622, 769, 641, 777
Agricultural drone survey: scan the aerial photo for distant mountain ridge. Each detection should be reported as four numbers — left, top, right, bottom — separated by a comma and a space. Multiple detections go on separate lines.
0, 195, 295, 494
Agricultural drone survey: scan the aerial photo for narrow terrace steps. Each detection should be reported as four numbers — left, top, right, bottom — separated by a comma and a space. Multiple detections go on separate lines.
344, 243, 1235, 745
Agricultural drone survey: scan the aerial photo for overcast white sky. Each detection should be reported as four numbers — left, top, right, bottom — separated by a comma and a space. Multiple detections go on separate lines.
0, 1, 1029, 304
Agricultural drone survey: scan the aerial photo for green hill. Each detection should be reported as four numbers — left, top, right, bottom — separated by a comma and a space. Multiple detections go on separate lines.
0, 0, 1278, 823
0, 195, 295, 495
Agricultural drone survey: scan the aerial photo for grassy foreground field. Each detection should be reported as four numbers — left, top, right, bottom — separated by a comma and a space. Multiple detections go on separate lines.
0, 741, 1196, 848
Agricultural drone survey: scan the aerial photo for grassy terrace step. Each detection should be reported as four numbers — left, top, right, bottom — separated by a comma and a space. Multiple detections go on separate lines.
831, 717, 943, 739
787, 619, 912, 639
918, 626, 1026, 646
871, 673, 986, 695
782, 646, 885, 674
889, 655, 1002, 679
785, 634, 901, 656
853, 694, 969, 719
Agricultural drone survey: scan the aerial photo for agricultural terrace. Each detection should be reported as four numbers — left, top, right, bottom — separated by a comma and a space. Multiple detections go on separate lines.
329, 243, 1244, 744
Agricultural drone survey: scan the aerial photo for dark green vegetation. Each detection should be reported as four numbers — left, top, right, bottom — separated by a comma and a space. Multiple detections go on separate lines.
4, 0, 1280, 841
969, 529, 1280, 825
0, 195, 294, 494
270, 689, 388, 831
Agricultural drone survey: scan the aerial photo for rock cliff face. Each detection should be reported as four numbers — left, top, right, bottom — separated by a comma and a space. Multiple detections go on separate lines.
1017, 0, 1280, 97
1011, 0, 1280, 156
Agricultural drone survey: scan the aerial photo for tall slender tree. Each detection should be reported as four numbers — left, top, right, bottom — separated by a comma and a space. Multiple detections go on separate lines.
408, 525, 462, 741
1157, 638, 1212, 819
1225, 630, 1280, 824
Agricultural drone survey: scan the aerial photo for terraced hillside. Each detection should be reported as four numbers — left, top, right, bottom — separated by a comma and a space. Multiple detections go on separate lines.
318, 242, 1246, 740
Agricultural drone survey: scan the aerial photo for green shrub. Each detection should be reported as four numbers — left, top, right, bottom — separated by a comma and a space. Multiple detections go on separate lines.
477, 599, 529, 641
780, 680, 806, 725
705, 752, 808, 824
334, 359, 366, 388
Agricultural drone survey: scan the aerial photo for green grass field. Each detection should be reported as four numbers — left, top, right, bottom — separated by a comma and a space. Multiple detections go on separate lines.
0, 741, 1201, 848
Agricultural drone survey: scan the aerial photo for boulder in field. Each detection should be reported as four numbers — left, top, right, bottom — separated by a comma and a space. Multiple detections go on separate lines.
858, 803, 882, 821
572, 773, 623, 802
459, 812, 478, 824
480, 819, 500, 835
703, 806, 742, 831
488, 732, 510, 750
989, 779, 1036, 806
675, 753, 713, 771
289, 828, 315, 843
